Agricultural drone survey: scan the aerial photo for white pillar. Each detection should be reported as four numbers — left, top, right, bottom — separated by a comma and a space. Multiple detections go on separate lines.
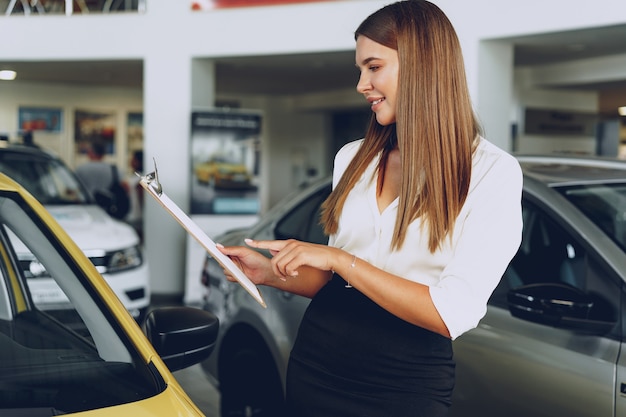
191, 59, 216, 109
143, 52, 192, 295
477, 40, 515, 152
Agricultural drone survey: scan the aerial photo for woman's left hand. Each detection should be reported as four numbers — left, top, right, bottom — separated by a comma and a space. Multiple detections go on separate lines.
245, 238, 338, 279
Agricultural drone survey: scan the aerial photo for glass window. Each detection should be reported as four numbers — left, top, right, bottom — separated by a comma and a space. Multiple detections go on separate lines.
510, 204, 586, 288
556, 183, 626, 251
274, 185, 331, 245
0, 192, 161, 414
491, 202, 588, 307
490, 199, 620, 324
0, 153, 89, 205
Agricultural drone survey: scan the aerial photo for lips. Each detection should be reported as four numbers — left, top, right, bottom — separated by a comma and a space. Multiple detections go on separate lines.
369, 97, 385, 109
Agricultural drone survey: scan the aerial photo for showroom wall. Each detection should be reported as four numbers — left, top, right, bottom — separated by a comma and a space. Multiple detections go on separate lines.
1, 0, 626, 296
514, 68, 599, 155
0, 81, 143, 172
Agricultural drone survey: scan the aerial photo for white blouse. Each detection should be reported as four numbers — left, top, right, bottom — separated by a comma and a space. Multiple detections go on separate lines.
328, 137, 523, 339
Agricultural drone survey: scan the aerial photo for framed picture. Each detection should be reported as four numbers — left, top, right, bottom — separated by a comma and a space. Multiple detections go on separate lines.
127, 112, 144, 178
127, 112, 143, 152
74, 109, 116, 155
189, 109, 261, 214
18, 107, 63, 133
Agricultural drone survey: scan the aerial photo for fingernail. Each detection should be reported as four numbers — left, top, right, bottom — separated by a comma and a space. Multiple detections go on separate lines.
215, 243, 224, 248
244, 238, 253, 245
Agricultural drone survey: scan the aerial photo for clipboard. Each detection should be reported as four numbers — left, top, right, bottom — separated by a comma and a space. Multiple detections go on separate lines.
137, 160, 266, 308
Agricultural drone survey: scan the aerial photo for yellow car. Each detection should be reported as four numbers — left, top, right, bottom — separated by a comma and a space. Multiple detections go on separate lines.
0, 172, 217, 416
195, 158, 251, 189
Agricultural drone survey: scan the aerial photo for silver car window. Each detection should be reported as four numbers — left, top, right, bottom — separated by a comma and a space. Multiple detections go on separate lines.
274, 185, 331, 244
557, 183, 626, 251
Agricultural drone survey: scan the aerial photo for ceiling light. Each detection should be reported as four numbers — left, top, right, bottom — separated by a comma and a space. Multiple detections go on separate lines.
0, 70, 16, 81
619, 106, 626, 116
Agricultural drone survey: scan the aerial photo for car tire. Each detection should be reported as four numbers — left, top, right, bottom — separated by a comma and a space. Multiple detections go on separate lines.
219, 332, 285, 417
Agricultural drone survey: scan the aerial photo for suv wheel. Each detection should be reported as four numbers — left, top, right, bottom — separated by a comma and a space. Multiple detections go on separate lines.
219, 335, 285, 417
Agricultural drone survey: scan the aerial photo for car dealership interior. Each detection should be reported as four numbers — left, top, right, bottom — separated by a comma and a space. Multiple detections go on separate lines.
0, 0, 625, 308
0, 0, 626, 416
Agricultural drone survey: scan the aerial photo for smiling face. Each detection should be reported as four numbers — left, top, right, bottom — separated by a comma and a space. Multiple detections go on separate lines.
355, 35, 400, 126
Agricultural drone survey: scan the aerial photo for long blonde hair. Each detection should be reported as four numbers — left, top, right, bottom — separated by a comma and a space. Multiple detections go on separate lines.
321, 0, 481, 253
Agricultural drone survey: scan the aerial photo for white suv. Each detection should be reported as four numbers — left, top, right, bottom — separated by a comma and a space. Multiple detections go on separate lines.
0, 143, 150, 320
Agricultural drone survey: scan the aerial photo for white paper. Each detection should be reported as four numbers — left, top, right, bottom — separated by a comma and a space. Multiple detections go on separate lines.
139, 177, 266, 308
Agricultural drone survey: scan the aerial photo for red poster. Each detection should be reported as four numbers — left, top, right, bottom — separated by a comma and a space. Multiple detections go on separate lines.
192, 0, 330, 10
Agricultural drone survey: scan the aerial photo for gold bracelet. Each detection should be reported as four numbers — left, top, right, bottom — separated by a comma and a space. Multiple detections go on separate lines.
345, 254, 356, 288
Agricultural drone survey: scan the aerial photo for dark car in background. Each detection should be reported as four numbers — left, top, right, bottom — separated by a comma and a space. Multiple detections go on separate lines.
201, 154, 626, 417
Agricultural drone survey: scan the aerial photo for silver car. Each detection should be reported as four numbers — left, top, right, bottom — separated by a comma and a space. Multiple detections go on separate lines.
200, 154, 626, 417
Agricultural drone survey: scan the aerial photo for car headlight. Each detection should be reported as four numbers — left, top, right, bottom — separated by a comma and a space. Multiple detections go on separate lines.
18, 254, 51, 278
89, 246, 143, 274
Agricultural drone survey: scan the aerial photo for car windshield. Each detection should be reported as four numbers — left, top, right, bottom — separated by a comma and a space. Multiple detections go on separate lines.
0, 152, 90, 205
556, 182, 626, 252
0, 190, 161, 415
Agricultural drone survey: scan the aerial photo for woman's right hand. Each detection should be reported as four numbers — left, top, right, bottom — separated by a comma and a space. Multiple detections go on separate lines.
219, 239, 334, 298
216, 243, 275, 285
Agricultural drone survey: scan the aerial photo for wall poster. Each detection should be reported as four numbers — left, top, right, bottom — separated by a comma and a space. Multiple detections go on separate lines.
18, 107, 63, 133
127, 112, 144, 173
191, 0, 329, 10
524, 108, 598, 136
74, 109, 116, 157
190, 109, 261, 215
127, 112, 143, 153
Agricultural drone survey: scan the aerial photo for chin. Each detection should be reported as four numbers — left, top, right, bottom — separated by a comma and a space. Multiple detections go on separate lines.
375, 115, 396, 126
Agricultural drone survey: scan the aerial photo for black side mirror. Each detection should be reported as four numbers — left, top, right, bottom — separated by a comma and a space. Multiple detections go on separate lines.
507, 283, 616, 335
142, 306, 219, 372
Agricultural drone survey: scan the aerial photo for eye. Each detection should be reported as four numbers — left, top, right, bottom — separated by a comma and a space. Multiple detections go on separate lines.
369, 65, 380, 72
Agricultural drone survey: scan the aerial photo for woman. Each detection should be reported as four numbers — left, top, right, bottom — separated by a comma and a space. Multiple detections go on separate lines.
218, 1, 523, 415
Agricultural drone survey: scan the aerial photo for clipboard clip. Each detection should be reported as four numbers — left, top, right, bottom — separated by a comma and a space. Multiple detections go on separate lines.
137, 158, 163, 196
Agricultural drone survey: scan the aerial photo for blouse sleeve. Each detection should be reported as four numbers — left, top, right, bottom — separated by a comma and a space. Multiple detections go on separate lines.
327, 139, 364, 248
429, 150, 523, 340
331, 139, 364, 188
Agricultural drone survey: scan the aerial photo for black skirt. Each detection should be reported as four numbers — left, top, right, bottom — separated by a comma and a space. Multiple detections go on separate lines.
286, 274, 455, 417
